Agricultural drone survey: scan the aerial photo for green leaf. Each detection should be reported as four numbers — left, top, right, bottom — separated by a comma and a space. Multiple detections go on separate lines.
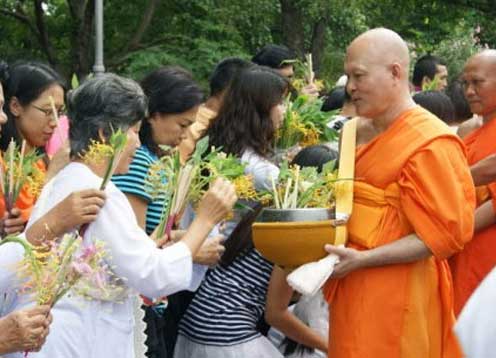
192, 135, 209, 162
71, 74, 80, 89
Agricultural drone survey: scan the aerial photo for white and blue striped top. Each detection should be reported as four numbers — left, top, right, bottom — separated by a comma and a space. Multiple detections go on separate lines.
177, 148, 280, 346
112, 145, 166, 235
178, 248, 273, 345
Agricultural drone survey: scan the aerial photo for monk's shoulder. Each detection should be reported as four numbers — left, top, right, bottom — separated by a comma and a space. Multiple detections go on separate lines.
407, 107, 454, 139
457, 116, 482, 139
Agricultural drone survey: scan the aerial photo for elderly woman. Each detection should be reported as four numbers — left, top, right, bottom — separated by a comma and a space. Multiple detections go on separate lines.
0, 75, 106, 355
5, 74, 236, 358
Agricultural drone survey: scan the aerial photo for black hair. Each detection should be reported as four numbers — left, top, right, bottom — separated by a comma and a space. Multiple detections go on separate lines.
413, 90, 455, 124
291, 144, 338, 171
412, 55, 446, 87
252, 44, 296, 69
139, 66, 203, 154
321, 86, 351, 112
208, 66, 289, 157
209, 57, 253, 97
445, 79, 472, 122
0, 61, 66, 150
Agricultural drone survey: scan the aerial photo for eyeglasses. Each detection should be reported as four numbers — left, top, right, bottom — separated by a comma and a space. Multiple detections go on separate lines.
31, 104, 66, 119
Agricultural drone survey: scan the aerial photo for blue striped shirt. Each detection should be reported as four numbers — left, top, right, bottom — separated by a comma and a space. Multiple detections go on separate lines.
177, 248, 273, 346
112, 145, 166, 235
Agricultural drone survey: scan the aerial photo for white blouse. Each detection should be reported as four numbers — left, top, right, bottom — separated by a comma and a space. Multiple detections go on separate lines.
4, 162, 196, 358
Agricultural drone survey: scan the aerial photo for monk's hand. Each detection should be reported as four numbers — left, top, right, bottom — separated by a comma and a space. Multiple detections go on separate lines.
3, 208, 27, 235
325, 244, 366, 278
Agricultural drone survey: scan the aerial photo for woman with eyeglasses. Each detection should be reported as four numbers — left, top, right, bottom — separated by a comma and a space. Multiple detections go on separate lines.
0, 64, 108, 355
0, 61, 67, 235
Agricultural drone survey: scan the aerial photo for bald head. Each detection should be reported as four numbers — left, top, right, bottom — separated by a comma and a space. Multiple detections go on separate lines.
345, 28, 414, 122
463, 49, 496, 120
347, 28, 410, 79
466, 50, 496, 71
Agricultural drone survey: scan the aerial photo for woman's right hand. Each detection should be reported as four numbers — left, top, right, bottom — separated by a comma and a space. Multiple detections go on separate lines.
193, 236, 226, 267
196, 178, 237, 227
0, 305, 52, 354
3, 208, 28, 235
53, 189, 107, 233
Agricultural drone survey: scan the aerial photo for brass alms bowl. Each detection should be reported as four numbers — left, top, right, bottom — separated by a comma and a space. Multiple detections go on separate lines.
252, 208, 335, 268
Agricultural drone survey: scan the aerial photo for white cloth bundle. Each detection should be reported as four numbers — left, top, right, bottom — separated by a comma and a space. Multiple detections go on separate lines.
287, 251, 340, 296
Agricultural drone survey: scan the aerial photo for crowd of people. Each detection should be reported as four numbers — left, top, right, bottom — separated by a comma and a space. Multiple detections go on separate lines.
0, 26, 495, 358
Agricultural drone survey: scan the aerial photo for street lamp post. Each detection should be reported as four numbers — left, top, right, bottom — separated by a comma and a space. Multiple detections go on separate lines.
93, 0, 105, 76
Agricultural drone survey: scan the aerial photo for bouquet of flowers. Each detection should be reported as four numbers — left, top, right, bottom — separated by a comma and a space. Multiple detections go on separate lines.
290, 53, 326, 94
276, 53, 339, 151
146, 136, 257, 238
264, 159, 342, 209
276, 94, 338, 150
0, 233, 110, 307
0, 139, 44, 212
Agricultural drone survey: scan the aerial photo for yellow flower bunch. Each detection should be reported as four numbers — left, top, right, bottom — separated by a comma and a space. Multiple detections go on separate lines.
233, 175, 258, 201
26, 166, 46, 198
300, 127, 320, 147
80, 140, 114, 166
292, 78, 325, 93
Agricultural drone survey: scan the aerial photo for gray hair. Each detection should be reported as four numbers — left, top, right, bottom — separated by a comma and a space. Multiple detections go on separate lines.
67, 73, 148, 157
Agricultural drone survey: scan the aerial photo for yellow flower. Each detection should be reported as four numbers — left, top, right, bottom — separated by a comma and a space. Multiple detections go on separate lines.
26, 166, 46, 198
260, 193, 273, 206
80, 140, 114, 165
291, 79, 305, 92
314, 79, 325, 91
300, 127, 320, 147
233, 175, 257, 200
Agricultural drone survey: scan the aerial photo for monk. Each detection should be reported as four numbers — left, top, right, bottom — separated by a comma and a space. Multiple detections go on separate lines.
449, 50, 496, 315
323, 28, 475, 358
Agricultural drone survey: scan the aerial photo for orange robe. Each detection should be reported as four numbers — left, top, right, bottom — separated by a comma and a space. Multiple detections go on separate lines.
178, 104, 217, 163
450, 117, 496, 315
324, 107, 475, 358
0, 159, 46, 222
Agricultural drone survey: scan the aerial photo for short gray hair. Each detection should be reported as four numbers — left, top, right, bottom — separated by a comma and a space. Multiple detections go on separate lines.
67, 73, 148, 157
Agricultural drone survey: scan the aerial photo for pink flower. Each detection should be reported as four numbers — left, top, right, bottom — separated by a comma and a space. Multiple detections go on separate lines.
93, 271, 106, 290
81, 244, 97, 260
71, 261, 93, 276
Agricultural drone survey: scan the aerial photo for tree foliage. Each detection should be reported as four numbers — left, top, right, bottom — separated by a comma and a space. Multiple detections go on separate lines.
0, 0, 492, 87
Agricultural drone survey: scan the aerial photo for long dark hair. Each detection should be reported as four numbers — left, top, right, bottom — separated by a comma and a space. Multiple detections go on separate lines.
139, 66, 203, 155
0, 61, 66, 150
208, 66, 289, 157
